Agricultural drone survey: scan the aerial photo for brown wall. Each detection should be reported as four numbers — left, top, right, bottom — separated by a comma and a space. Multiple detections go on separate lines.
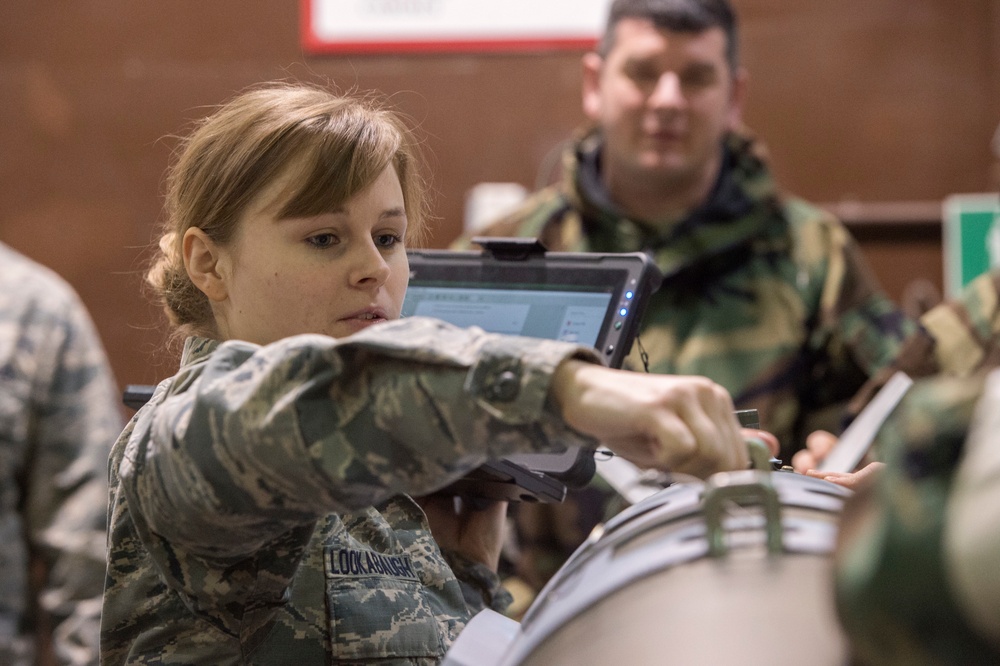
1, 1, 998, 391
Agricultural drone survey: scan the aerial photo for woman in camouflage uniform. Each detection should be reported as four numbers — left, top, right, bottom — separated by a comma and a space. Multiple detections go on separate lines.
100, 82, 761, 665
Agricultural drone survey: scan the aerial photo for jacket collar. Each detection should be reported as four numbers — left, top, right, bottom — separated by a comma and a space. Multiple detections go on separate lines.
564, 128, 788, 283
180, 336, 221, 367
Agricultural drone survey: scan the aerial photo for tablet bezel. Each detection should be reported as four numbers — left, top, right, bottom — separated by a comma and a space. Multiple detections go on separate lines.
404, 241, 660, 371
406, 239, 663, 503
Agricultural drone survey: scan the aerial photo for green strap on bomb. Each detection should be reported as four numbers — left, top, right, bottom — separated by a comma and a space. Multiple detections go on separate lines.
703, 408, 785, 557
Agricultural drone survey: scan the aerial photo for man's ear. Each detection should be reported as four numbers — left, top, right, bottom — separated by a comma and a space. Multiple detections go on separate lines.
727, 66, 749, 131
581, 52, 604, 121
183, 227, 228, 302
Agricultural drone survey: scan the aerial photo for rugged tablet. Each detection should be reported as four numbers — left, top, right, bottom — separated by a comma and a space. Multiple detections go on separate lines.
405, 238, 662, 503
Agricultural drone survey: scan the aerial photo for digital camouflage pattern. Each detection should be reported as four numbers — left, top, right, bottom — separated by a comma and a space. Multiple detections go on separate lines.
0, 241, 121, 666
461, 128, 914, 590
102, 319, 599, 665
834, 269, 1000, 664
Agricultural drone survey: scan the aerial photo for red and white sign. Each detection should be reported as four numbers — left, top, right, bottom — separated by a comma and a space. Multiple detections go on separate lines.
302, 0, 612, 54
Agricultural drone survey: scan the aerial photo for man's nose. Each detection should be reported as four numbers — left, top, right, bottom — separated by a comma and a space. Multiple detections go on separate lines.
648, 72, 685, 108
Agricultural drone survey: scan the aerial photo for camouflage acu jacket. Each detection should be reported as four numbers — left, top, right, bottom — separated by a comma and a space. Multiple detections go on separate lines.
846, 269, 1000, 414
101, 320, 598, 665
0, 241, 121, 666
470, 128, 914, 457
462, 129, 914, 595
835, 269, 1000, 664
836, 373, 1000, 665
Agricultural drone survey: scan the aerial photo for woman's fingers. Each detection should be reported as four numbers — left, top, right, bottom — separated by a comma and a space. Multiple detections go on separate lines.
615, 376, 744, 477
672, 379, 744, 475
551, 362, 748, 479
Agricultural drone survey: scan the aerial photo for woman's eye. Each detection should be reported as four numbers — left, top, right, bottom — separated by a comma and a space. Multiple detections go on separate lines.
307, 233, 337, 248
376, 233, 402, 248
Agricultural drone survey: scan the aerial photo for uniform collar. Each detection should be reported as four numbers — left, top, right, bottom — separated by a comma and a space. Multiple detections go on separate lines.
180, 336, 221, 368
565, 127, 788, 282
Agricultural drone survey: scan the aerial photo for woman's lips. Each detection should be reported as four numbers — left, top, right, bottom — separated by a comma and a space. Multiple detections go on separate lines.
340, 307, 389, 322
336, 307, 392, 333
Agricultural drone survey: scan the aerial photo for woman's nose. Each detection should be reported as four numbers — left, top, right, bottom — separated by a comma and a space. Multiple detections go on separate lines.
348, 241, 390, 287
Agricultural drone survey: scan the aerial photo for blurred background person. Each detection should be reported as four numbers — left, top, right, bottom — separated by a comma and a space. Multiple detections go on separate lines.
0, 241, 122, 665
814, 138, 1000, 663
0, 0, 996, 639
834, 344, 1000, 664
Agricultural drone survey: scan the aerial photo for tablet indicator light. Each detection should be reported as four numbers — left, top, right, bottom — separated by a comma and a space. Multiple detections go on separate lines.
619, 308, 628, 317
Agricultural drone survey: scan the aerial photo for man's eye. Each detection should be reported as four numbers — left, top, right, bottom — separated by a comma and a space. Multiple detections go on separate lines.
681, 66, 718, 88
627, 66, 658, 83
308, 233, 337, 248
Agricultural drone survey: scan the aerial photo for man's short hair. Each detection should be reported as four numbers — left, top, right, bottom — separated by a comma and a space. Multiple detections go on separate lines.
597, 0, 739, 71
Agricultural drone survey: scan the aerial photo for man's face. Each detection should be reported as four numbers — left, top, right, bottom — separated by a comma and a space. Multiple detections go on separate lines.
583, 18, 745, 190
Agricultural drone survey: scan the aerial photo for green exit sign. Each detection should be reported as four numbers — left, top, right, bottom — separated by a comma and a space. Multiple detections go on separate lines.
943, 193, 1000, 297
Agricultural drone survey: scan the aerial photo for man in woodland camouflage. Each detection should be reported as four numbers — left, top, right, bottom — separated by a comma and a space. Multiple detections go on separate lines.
0, 241, 121, 665
461, 0, 914, 593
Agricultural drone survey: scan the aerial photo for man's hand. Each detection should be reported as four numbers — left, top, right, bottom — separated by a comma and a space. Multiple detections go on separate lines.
792, 429, 884, 490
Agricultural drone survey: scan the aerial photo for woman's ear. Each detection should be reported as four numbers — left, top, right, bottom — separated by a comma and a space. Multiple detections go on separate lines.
183, 228, 229, 302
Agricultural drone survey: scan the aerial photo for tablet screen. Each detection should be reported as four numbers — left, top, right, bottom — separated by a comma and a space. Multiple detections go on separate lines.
402, 241, 663, 502
403, 284, 613, 346
403, 243, 659, 370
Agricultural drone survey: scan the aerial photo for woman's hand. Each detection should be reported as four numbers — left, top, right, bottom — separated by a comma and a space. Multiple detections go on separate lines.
550, 360, 748, 478
792, 429, 884, 490
414, 495, 507, 573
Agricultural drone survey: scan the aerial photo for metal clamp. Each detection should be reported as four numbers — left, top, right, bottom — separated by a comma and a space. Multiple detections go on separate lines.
703, 469, 783, 557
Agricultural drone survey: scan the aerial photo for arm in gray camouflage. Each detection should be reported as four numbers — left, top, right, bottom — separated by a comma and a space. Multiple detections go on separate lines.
122, 317, 600, 560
